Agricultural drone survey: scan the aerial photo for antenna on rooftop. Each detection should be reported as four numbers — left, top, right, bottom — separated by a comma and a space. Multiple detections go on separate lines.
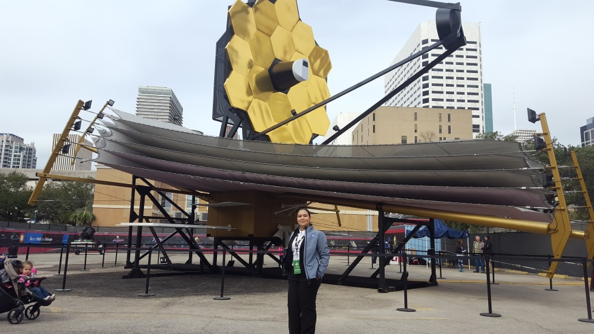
512, 88, 518, 131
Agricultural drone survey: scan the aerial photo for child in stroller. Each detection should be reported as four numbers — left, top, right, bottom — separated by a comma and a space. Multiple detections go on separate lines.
0, 258, 53, 324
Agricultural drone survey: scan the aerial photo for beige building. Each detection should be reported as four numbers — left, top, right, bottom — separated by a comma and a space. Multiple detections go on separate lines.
352, 106, 473, 145
51, 134, 92, 171
92, 165, 207, 227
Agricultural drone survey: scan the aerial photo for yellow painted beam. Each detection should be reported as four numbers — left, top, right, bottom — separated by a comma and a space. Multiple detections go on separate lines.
539, 113, 572, 279
28, 100, 85, 206
34, 173, 209, 201
570, 151, 594, 263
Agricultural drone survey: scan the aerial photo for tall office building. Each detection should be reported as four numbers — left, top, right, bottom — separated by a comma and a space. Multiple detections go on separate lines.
384, 22, 484, 137
580, 117, 594, 147
484, 83, 493, 133
136, 86, 184, 125
0, 133, 37, 169
507, 129, 536, 144
52, 134, 92, 171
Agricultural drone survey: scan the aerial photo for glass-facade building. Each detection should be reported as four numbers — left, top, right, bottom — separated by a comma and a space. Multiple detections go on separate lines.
581, 117, 594, 147
484, 83, 493, 133
384, 22, 485, 137
0, 133, 37, 169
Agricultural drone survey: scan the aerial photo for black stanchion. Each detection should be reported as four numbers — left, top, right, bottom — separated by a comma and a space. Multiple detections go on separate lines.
397, 252, 415, 312
114, 243, 119, 266
438, 251, 445, 280
25, 245, 30, 261
101, 244, 106, 269
545, 255, 558, 291
55, 242, 72, 292
490, 258, 498, 285
480, 255, 501, 317
55, 243, 64, 276
346, 245, 350, 266
578, 258, 594, 323
399, 250, 402, 273
214, 247, 230, 301
139, 247, 155, 297
83, 243, 88, 271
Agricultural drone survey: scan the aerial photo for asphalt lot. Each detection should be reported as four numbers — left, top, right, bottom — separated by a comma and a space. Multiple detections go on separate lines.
2, 251, 593, 333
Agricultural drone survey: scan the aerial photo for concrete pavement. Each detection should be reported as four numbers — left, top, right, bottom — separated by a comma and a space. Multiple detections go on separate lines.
2, 251, 593, 333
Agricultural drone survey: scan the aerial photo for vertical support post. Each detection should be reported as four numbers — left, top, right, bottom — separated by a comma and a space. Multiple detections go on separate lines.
25, 245, 30, 261
429, 219, 437, 285
55, 242, 72, 292
346, 244, 350, 266
578, 258, 594, 323
438, 251, 445, 280
101, 244, 106, 269
126, 176, 137, 268
133, 188, 147, 274
114, 243, 119, 266
83, 243, 88, 271
55, 243, 64, 276
397, 251, 415, 312
214, 247, 231, 300
491, 257, 498, 285
545, 255, 558, 291
377, 204, 387, 292
480, 255, 501, 317
138, 247, 155, 297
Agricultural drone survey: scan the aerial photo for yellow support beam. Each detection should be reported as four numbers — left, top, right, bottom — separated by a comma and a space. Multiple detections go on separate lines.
33, 173, 209, 201
570, 151, 594, 262
538, 113, 572, 279
28, 100, 85, 206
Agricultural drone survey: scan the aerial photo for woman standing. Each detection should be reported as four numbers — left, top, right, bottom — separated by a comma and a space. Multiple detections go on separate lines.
283, 207, 330, 334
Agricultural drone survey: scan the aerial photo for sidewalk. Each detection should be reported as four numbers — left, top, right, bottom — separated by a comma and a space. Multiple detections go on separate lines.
4, 252, 593, 333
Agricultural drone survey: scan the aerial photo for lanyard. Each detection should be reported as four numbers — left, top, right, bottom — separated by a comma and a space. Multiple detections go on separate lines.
293, 230, 305, 257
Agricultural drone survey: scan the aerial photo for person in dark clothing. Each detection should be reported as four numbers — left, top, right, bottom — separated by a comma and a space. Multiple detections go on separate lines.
483, 235, 493, 272
283, 207, 330, 334
455, 239, 466, 272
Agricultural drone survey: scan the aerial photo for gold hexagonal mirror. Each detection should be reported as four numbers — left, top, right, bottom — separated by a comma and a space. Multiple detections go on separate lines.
213, 0, 332, 145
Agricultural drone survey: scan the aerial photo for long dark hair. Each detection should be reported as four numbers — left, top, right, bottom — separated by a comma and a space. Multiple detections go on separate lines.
296, 207, 311, 217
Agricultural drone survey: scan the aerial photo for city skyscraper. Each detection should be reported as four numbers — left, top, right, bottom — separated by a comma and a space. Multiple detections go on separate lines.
135, 86, 183, 125
0, 133, 37, 169
484, 83, 493, 133
52, 134, 92, 171
384, 22, 484, 137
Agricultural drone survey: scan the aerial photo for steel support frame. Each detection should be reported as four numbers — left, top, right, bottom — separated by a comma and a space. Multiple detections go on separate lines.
369, 222, 427, 280
212, 237, 281, 275
123, 182, 213, 279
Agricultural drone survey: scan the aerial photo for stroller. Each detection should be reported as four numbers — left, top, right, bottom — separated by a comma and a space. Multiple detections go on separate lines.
0, 259, 52, 324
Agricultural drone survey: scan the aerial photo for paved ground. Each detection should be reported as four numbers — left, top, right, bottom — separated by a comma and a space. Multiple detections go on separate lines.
2, 251, 593, 333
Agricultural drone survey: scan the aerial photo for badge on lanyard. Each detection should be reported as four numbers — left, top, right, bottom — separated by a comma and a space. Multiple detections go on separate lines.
293, 232, 304, 275
293, 259, 301, 274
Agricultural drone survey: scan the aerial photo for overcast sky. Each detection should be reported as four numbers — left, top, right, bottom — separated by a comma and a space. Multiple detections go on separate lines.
1, 0, 593, 167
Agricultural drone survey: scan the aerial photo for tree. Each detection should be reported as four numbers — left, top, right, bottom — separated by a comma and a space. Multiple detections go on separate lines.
69, 208, 96, 226
419, 130, 437, 143
36, 180, 95, 225
475, 131, 518, 142
443, 220, 483, 233
0, 172, 33, 221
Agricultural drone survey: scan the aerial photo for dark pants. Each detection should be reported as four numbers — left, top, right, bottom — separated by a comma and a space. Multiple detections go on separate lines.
288, 273, 321, 334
